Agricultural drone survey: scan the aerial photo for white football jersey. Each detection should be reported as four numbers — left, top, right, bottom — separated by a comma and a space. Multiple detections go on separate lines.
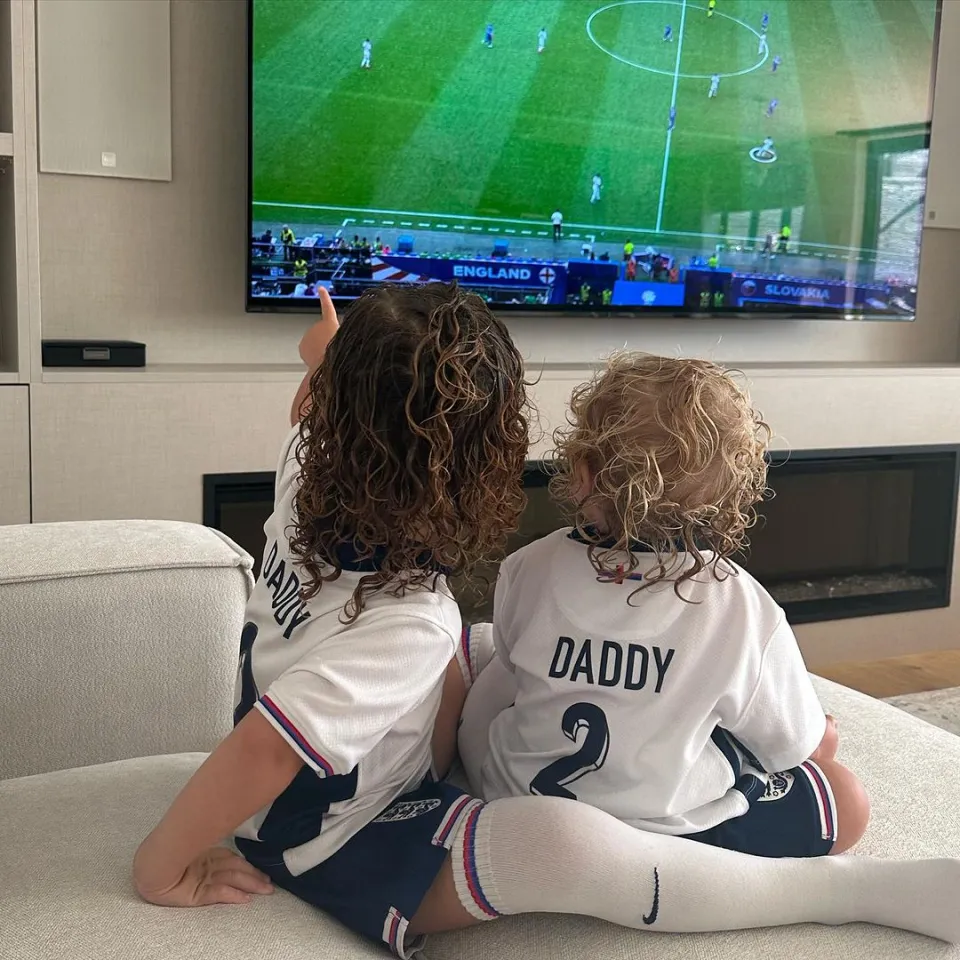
480, 528, 826, 835
233, 426, 459, 875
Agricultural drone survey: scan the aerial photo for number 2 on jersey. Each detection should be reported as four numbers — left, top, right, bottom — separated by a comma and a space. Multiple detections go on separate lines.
529, 702, 610, 800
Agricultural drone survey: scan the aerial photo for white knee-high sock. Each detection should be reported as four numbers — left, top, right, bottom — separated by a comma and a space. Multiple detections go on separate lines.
450, 795, 960, 942
458, 655, 517, 795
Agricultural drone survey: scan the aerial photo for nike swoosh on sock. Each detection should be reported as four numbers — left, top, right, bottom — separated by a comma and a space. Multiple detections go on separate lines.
643, 867, 660, 925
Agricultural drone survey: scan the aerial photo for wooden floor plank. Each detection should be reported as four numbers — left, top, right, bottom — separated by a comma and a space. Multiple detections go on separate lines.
816, 649, 960, 699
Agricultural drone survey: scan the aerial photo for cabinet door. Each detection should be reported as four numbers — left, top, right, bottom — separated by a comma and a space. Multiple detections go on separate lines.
0, 385, 29, 524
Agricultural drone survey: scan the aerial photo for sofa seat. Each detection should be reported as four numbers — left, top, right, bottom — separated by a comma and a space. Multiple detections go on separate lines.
3, 678, 959, 960
0, 753, 378, 960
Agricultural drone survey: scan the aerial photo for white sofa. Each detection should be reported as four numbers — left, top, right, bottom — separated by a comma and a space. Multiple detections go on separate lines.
1, 519, 959, 960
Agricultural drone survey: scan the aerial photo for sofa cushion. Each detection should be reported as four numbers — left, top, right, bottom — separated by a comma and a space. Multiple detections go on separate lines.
0, 520, 253, 780
2, 677, 959, 960
0, 753, 382, 960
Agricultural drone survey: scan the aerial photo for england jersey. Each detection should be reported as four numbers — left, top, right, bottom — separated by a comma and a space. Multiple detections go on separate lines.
233, 425, 460, 875
480, 528, 826, 835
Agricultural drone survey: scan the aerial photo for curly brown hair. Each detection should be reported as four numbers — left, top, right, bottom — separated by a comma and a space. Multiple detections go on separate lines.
290, 282, 530, 620
550, 352, 770, 598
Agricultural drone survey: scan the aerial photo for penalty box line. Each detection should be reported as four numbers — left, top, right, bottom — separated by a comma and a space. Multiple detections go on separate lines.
255, 200, 876, 257
256, 201, 594, 240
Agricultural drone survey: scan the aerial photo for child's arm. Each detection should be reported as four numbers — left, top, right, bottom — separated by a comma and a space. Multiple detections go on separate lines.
724, 615, 827, 773
133, 709, 303, 906
290, 287, 339, 426
136, 610, 456, 905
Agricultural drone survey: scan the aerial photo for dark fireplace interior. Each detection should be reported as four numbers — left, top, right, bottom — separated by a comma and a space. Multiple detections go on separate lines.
204, 446, 958, 626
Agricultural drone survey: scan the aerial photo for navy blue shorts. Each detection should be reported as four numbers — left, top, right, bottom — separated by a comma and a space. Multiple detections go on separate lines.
683, 761, 838, 858
237, 779, 480, 958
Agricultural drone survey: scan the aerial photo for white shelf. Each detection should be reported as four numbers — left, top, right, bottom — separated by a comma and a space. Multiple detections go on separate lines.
41, 362, 305, 384
38, 359, 960, 386
734, 362, 960, 378
0, 369, 21, 383
0, 131, 12, 157
527, 360, 960, 377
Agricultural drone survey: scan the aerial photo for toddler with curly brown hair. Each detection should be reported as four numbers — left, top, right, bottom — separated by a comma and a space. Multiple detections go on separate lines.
135, 308, 959, 954
462, 352, 870, 860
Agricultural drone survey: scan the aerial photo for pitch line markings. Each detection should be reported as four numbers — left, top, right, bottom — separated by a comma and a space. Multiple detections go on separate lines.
586, 0, 769, 79
254, 202, 885, 258
655, 0, 688, 233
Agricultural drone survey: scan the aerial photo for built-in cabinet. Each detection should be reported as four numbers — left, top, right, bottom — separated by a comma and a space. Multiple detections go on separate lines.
0, 0, 39, 389
0, 384, 29, 523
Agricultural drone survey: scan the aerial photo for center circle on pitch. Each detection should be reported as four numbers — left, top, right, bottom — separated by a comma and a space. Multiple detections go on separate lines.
586, 0, 768, 79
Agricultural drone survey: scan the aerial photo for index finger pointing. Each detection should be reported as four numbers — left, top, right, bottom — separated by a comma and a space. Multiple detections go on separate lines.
318, 286, 339, 328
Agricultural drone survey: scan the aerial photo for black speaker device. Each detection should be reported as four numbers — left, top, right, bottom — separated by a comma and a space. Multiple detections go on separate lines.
42, 340, 146, 367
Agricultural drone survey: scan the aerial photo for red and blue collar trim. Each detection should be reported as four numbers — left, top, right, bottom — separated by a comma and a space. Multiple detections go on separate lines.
568, 525, 697, 584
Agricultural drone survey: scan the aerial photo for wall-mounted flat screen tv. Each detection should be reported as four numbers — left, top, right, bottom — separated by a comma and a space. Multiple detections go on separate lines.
248, 0, 939, 319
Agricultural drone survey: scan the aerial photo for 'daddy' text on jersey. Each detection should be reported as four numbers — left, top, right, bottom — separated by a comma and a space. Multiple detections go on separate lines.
548, 636, 675, 693
261, 539, 311, 639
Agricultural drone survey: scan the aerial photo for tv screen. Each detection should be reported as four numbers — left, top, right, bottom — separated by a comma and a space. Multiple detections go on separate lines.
248, 0, 939, 319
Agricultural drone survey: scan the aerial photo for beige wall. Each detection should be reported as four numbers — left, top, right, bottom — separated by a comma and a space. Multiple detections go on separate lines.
34, 0, 960, 368
0, 384, 29, 524
23, 0, 960, 669
30, 379, 291, 524
29, 367, 960, 669
32, 368, 960, 523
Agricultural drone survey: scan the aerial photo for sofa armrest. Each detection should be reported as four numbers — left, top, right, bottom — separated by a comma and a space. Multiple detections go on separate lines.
0, 520, 253, 780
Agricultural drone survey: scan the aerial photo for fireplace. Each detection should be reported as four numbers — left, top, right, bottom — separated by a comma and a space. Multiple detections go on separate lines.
204, 446, 959, 626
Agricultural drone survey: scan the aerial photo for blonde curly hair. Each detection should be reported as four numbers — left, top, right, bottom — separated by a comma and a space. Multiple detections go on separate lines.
550, 353, 770, 597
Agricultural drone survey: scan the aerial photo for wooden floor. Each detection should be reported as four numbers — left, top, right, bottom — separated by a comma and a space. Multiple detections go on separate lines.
817, 649, 960, 699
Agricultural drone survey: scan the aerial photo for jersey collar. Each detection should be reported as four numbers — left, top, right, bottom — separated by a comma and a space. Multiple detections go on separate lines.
567, 525, 700, 555
566, 524, 658, 553
334, 541, 450, 575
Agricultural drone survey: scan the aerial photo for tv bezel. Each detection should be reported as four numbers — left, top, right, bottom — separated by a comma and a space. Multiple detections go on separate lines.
245, 0, 938, 322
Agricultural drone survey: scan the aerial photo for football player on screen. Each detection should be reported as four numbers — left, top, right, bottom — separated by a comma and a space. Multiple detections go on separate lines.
590, 173, 603, 204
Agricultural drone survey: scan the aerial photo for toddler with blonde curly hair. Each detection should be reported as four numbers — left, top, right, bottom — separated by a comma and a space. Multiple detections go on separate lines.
461, 352, 870, 860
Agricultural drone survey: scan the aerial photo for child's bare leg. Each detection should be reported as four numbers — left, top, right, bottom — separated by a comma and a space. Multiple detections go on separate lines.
411, 856, 479, 934
408, 795, 960, 943
805, 715, 867, 853
815, 756, 870, 854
